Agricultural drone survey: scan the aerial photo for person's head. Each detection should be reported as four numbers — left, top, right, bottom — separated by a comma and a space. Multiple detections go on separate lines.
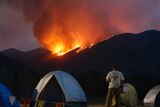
112, 64, 118, 70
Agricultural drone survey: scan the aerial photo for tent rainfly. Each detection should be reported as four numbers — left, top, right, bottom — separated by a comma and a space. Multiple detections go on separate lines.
144, 85, 160, 106
112, 83, 139, 107
30, 70, 87, 107
0, 83, 20, 107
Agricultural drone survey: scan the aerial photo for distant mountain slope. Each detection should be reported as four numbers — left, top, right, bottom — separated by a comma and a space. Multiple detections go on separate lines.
1, 48, 25, 55
2, 30, 159, 76
1, 30, 160, 100
0, 54, 27, 97
0, 48, 26, 62
42, 30, 160, 75
0, 53, 41, 98
0, 48, 51, 66
2, 30, 160, 76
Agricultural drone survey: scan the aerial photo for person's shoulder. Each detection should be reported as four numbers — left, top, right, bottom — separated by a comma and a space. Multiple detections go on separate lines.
107, 71, 112, 75
108, 71, 111, 74
113, 70, 120, 73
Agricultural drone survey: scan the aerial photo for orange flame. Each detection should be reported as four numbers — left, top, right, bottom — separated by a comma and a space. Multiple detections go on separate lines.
41, 32, 92, 56
37, 9, 106, 56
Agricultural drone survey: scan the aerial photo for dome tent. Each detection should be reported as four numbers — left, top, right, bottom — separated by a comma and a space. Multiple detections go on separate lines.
30, 70, 87, 107
144, 85, 160, 106
0, 83, 20, 107
112, 83, 138, 107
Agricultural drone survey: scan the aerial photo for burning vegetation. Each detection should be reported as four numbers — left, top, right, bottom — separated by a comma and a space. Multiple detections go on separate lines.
3, 0, 160, 55
33, 6, 105, 56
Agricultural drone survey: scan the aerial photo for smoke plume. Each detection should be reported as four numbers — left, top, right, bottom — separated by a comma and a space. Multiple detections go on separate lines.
3, 0, 160, 53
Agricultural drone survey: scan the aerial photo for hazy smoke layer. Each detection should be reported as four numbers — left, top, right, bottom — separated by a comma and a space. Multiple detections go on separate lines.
0, 1, 39, 51
3, 0, 160, 51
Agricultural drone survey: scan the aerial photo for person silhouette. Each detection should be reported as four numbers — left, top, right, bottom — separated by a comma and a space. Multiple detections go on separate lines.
105, 64, 125, 107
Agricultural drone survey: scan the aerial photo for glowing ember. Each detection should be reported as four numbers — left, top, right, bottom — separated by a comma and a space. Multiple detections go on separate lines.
50, 42, 81, 56
42, 34, 103, 56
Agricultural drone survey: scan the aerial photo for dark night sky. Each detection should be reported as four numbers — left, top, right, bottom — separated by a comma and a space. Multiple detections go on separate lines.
0, 0, 160, 52
0, 3, 39, 51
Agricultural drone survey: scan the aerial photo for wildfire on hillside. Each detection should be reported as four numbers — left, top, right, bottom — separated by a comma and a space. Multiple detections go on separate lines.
42, 33, 105, 56
5, 0, 160, 56
35, 10, 106, 56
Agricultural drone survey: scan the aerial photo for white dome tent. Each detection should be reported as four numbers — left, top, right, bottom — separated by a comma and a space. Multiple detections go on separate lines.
144, 85, 160, 106
112, 83, 139, 107
30, 70, 87, 107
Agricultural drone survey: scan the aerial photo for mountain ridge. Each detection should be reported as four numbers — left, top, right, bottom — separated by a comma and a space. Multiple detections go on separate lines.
0, 29, 160, 100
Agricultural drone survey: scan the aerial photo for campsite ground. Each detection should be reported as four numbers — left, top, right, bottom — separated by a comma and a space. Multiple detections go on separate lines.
87, 97, 145, 107
88, 97, 105, 107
